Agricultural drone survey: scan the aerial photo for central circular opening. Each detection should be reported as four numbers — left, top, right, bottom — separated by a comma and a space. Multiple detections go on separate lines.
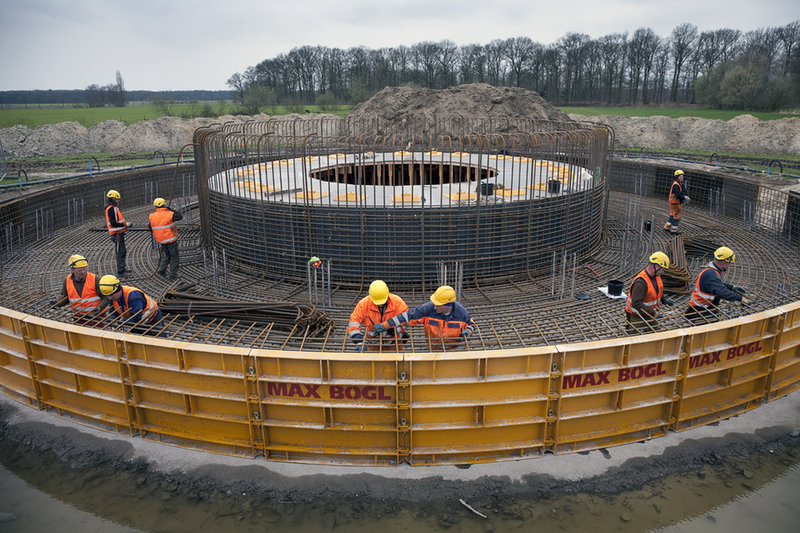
311, 161, 497, 186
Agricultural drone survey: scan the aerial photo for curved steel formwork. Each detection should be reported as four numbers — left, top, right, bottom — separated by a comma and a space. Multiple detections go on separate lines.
0, 118, 799, 465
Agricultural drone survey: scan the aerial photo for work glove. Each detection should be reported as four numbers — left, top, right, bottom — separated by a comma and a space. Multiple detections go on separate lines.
733, 286, 746, 295
461, 329, 473, 338
126, 221, 132, 228
741, 297, 752, 305
683, 196, 691, 205
662, 297, 674, 306
373, 323, 387, 334
355, 343, 367, 353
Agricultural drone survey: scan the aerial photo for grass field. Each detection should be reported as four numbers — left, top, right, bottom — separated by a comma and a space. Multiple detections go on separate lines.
0, 103, 351, 129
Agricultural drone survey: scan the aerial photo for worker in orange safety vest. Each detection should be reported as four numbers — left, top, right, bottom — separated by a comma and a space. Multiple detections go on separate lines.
52, 254, 106, 325
375, 285, 476, 350
348, 280, 409, 352
685, 246, 750, 324
148, 197, 183, 281
625, 251, 674, 333
664, 169, 690, 235
98, 275, 166, 336
105, 189, 132, 276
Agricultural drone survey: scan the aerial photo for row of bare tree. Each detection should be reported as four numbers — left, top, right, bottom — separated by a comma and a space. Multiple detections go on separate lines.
228, 22, 800, 111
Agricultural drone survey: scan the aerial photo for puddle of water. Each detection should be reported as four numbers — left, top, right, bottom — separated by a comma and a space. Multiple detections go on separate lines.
0, 440, 798, 533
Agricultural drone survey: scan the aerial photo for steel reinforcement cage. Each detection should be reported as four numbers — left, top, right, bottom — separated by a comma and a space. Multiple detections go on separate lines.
194, 118, 612, 287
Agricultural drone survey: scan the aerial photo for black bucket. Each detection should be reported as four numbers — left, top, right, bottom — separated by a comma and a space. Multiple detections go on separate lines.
547, 179, 561, 194
644, 220, 652, 231
608, 279, 623, 296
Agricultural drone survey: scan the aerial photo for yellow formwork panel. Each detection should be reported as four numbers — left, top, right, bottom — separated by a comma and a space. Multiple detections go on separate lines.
128, 363, 245, 397
407, 347, 556, 382
409, 424, 546, 455
136, 408, 253, 449
0, 366, 37, 402
34, 363, 122, 399
412, 399, 547, 429
263, 426, 397, 452
28, 340, 120, 379
38, 381, 129, 425
251, 350, 401, 381
411, 377, 549, 405
555, 402, 671, 446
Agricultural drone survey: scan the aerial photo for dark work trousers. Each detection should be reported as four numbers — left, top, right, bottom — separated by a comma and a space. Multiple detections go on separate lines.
158, 242, 180, 280
112, 233, 127, 274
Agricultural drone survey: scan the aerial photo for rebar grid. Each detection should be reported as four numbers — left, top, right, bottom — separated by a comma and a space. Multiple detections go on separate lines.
195, 120, 612, 287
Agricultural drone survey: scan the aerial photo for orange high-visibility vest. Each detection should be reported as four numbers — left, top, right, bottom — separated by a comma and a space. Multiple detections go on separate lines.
347, 294, 408, 340
690, 267, 722, 309
149, 208, 178, 244
669, 180, 684, 204
65, 272, 100, 314
625, 269, 663, 316
112, 286, 158, 323
105, 205, 128, 235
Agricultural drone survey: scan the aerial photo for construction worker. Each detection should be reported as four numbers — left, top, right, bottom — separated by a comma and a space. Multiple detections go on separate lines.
685, 246, 750, 324
105, 190, 132, 276
625, 251, 674, 333
52, 254, 105, 324
374, 285, 476, 350
347, 280, 409, 352
664, 169, 690, 235
148, 197, 183, 281
98, 274, 165, 335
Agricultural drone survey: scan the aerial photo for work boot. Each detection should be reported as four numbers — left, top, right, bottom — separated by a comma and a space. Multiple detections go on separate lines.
670, 229, 683, 236
664, 222, 671, 229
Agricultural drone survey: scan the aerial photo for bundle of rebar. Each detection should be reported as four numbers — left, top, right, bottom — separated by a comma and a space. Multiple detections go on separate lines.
661, 236, 693, 294
158, 284, 334, 337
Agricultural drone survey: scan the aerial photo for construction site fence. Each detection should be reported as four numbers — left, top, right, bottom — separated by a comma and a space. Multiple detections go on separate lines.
0, 302, 798, 465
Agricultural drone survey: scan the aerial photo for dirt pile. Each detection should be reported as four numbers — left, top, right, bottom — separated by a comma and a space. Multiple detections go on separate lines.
349, 83, 570, 123
569, 113, 800, 155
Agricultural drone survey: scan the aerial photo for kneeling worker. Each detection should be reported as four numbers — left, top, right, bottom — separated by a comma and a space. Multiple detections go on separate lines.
685, 246, 749, 324
149, 197, 183, 281
52, 254, 105, 324
348, 280, 409, 352
374, 285, 475, 350
98, 275, 165, 335
625, 251, 674, 333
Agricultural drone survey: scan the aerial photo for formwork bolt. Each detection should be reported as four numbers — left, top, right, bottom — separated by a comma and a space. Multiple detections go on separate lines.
547, 408, 553, 417
253, 411, 261, 420
551, 363, 558, 372
129, 394, 134, 402
248, 366, 255, 376
399, 371, 407, 381
400, 417, 407, 426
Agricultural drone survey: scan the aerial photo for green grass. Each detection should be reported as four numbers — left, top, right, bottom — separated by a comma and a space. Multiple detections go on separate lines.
0, 103, 353, 129
558, 106, 800, 121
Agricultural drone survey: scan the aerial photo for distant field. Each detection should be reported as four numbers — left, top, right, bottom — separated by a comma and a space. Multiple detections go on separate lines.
559, 106, 800, 121
0, 103, 351, 129
1, 103, 798, 129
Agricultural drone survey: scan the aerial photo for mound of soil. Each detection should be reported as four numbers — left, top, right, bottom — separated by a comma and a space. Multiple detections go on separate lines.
349, 83, 570, 123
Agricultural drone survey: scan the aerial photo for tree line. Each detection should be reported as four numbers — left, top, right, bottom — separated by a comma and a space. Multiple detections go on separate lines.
228, 21, 800, 111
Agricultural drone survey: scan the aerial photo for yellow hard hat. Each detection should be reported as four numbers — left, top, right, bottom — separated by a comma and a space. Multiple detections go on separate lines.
153, 197, 166, 207
430, 285, 456, 306
68, 254, 88, 268
714, 246, 735, 263
649, 251, 670, 269
674, 169, 684, 177
99, 274, 121, 296
369, 280, 389, 305
107, 190, 121, 199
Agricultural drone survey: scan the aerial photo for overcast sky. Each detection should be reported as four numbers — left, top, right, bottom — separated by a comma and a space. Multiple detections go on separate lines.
1, 0, 798, 92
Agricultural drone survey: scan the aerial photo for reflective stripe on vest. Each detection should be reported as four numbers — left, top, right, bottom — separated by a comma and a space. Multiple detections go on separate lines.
112, 286, 158, 323
625, 270, 663, 315
669, 180, 683, 203
106, 205, 128, 234
690, 267, 721, 308
66, 272, 100, 313
149, 208, 178, 244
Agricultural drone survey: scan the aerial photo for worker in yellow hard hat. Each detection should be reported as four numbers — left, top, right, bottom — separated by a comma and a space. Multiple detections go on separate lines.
98, 274, 165, 335
374, 285, 476, 350
51, 254, 106, 324
685, 246, 750, 324
347, 280, 409, 352
148, 197, 183, 281
105, 189, 132, 276
664, 169, 690, 235
625, 251, 674, 333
